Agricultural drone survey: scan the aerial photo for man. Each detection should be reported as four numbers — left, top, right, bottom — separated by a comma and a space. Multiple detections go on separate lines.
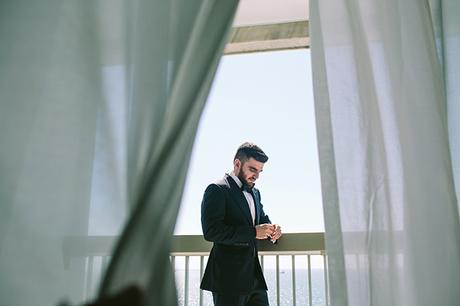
200, 142, 282, 306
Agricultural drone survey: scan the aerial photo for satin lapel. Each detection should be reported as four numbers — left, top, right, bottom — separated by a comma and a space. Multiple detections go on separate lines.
252, 189, 261, 225
225, 175, 253, 226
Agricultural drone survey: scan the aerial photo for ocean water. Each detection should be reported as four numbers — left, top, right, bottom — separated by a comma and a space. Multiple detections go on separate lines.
175, 269, 327, 306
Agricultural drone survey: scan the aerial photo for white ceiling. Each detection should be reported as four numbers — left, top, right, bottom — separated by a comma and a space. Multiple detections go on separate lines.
233, 0, 309, 27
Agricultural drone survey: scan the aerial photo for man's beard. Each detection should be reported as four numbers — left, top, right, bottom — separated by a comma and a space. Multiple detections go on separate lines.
237, 170, 254, 188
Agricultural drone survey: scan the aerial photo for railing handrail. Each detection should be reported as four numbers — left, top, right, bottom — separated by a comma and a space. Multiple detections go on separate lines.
63, 232, 325, 266
171, 232, 325, 255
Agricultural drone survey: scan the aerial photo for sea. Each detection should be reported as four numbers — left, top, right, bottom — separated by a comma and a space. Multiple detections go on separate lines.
175, 269, 327, 306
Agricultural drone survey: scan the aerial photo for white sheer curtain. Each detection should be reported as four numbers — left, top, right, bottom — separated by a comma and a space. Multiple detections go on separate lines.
429, 0, 460, 211
0, 1, 238, 306
310, 0, 460, 305
99, 1, 239, 305
0, 3, 104, 305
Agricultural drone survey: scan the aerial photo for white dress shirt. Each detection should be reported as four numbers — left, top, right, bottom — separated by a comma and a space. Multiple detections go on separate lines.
229, 172, 256, 225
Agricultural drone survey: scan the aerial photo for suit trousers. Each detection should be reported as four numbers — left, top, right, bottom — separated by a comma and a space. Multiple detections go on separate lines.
212, 289, 268, 306
212, 268, 269, 306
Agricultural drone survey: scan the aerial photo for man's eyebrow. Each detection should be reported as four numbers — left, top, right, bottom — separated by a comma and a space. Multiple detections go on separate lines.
249, 166, 262, 172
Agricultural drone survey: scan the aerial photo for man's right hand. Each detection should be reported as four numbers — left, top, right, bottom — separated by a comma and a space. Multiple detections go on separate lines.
255, 223, 275, 240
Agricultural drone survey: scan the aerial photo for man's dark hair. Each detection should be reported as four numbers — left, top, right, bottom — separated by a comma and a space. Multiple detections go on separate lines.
234, 142, 269, 163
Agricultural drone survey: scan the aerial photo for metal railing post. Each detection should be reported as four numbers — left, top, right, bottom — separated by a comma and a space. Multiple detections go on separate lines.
292, 255, 296, 306
308, 254, 312, 306
276, 255, 280, 306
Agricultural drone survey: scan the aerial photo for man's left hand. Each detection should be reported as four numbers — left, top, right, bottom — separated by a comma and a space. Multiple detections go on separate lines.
270, 224, 282, 242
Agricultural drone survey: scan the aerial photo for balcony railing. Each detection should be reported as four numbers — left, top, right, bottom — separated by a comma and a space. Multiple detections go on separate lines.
63, 232, 328, 306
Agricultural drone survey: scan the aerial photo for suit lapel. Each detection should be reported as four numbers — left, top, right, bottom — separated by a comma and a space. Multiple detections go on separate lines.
225, 175, 253, 226
252, 189, 261, 225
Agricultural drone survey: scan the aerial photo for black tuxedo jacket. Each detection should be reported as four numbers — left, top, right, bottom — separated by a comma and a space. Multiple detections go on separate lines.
200, 174, 271, 294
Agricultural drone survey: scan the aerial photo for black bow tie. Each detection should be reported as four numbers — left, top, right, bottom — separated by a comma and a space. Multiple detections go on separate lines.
241, 184, 254, 193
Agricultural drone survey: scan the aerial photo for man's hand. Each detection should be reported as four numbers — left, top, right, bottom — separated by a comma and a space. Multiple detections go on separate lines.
255, 223, 275, 239
270, 224, 282, 243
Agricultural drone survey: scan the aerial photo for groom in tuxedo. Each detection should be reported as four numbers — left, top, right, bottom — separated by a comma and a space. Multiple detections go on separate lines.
200, 142, 282, 306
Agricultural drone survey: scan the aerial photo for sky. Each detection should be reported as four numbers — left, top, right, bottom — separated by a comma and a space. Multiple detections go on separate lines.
174, 49, 324, 235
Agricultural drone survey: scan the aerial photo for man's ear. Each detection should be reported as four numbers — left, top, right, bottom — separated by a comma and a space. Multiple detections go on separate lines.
233, 159, 241, 170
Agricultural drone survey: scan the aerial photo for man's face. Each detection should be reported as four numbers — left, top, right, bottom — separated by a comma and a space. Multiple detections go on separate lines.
234, 157, 264, 187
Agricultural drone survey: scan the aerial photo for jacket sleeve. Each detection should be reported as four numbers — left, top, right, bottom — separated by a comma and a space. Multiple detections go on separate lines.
256, 189, 271, 224
201, 184, 255, 244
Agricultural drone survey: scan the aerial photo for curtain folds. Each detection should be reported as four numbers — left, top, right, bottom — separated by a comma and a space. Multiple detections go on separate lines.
310, 0, 460, 305
99, 1, 239, 306
0, 1, 238, 306
429, 0, 460, 213
0, 2, 104, 305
